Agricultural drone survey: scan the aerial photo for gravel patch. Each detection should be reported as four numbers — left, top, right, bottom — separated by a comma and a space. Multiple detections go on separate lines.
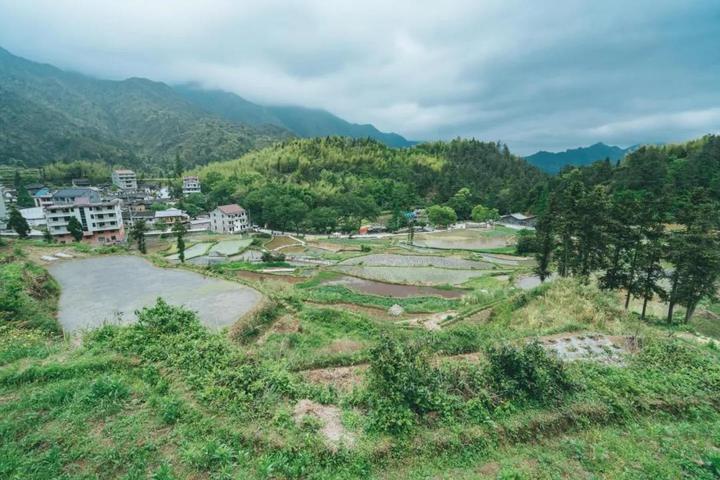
49, 255, 263, 333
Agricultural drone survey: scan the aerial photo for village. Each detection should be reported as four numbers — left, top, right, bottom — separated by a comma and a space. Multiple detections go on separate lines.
0, 168, 536, 248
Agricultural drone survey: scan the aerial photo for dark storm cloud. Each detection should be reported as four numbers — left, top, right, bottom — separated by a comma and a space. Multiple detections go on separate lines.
0, 0, 718, 153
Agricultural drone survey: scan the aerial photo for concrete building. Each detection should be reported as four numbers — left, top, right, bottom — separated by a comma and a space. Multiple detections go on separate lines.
0, 186, 7, 229
20, 207, 47, 229
210, 204, 249, 234
45, 199, 125, 244
33, 187, 54, 208
111, 169, 138, 190
52, 187, 102, 205
153, 208, 189, 228
182, 176, 201, 196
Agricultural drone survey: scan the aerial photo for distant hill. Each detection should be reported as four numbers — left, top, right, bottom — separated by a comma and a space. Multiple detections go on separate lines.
0, 47, 293, 171
525, 142, 629, 174
174, 85, 414, 148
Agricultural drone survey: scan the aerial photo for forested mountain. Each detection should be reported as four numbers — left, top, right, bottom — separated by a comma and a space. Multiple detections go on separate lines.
174, 85, 414, 147
185, 137, 547, 232
526, 142, 629, 174
0, 47, 292, 171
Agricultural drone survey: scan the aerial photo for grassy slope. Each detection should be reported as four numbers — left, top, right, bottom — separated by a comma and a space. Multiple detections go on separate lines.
2, 241, 719, 479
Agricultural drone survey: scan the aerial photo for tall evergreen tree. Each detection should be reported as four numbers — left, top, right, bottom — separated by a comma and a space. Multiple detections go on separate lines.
130, 220, 148, 254
67, 217, 84, 242
7, 207, 30, 238
173, 221, 187, 263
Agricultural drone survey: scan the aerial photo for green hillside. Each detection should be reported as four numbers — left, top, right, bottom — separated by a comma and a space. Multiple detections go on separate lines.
189, 136, 547, 230
0, 48, 292, 171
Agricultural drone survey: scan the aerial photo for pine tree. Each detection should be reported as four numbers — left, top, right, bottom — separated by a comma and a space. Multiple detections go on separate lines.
8, 207, 30, 238
173, 221, 187, 263
130, 220, 148, 254
67, 217, 84, 242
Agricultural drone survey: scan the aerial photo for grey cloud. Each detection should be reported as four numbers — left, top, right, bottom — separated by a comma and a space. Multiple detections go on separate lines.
0, 0, 718, 154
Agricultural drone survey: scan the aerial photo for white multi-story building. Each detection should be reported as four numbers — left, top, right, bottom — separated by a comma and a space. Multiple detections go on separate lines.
0, 186, 7, 229
20, 207, 47, 229
182, 176, 201, 196
210, 204, 249, 234
112, 169, 138, 190
45, 199, 125, 244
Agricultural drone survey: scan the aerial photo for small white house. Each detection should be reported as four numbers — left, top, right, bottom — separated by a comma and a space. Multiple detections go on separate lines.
182, 176, 201, 196
210, 204, 249, 234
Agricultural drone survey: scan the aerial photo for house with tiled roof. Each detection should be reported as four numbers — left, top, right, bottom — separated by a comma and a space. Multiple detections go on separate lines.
210, 204, 249, 234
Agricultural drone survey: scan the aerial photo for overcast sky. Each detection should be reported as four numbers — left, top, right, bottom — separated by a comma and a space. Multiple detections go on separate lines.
1, 0, 718, 154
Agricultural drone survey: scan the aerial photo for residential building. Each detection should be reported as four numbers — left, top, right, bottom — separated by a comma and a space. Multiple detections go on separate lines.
52, 187, 102, 205
33, 187, 54, 208
498, 213, 537, 228
154, 208, 189, 228
182, 176, 201, 196
72, 178, 91, 187
111, 169, 138, 190
0, 186, 7, 229
25, 183, 46, 196
20, 207, 47, 229
210, 204, 249, 234
45, 199, 125, 244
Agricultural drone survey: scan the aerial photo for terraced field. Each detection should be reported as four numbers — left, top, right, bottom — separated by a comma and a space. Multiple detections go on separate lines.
166, 242, 213, 260
208, 238, 253, 255
340, 253, 490, 269
333, 264, 494, 286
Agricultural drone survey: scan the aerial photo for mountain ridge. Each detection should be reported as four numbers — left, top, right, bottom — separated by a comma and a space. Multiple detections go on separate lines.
0, 47, 412, 171
525, 142, 630, 174
173, 84, 414, 147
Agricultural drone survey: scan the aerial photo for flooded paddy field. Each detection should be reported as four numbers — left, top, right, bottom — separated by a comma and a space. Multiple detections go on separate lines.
49, 255, 263, 332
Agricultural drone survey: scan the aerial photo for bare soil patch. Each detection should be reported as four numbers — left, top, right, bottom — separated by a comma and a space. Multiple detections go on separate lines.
301, 365, 367, 392
293, 399, 356, 450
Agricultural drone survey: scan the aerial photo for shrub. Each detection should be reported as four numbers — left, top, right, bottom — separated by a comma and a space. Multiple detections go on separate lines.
360, 244, 371, 252
485, 341, 575, 404
515, 230, 537, 255
262, 251, 286, 263
136, 298, 201, 335
364, 335, 443, 433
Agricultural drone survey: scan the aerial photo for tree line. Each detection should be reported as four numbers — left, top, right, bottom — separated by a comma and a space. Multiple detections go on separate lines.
533, 135, 720, 323
186, 137, 545, 232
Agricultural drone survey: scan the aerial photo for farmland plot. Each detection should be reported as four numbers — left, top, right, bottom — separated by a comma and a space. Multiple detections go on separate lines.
48, 255, 262, 332
333, 265, 492, 286
413, 229, 515, 250
340, 253, 490, 269
166, 242, 213, 260
208, 238, 253, 255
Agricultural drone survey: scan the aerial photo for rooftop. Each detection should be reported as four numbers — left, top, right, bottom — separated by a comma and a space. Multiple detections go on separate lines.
53, 187, 100, 198
113, 169, 135, 174
155, 208, 188, 218
217, 204, 245, 215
